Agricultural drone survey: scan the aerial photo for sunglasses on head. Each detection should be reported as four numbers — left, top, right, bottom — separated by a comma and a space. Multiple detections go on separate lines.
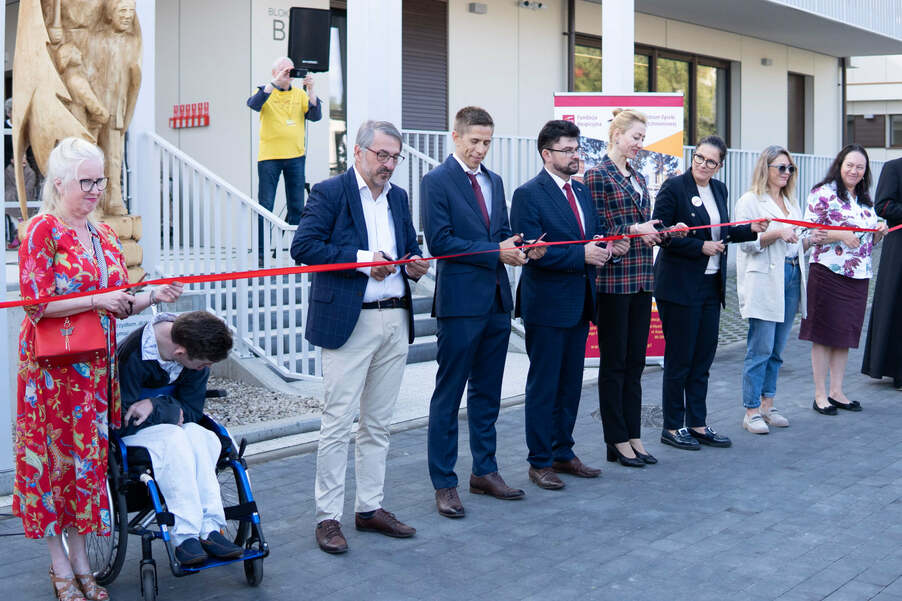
769, 164, 796, 174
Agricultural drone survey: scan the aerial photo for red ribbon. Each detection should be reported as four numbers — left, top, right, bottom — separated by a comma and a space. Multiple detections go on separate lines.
2, 217, 898, 311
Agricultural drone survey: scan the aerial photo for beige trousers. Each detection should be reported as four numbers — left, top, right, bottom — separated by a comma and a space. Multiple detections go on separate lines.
315, 308, 409, 523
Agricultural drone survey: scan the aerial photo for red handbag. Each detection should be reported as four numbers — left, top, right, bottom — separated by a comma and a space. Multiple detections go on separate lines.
34, 224, 110, 368
34, 311, 107, 367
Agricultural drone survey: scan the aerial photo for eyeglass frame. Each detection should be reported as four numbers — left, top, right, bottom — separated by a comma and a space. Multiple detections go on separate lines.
543, 146, 581, 156
768, 163, 796, 174
692, 153, 722, 169
364, 147, 406, 165
78, 177, 109, 192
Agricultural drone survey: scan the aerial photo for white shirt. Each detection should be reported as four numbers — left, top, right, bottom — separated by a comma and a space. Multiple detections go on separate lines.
141, 312, 183, 383
544, 168, 585, 233
353, 168, 405, 302
452, 153, 492, 220
697, 184, 721, 274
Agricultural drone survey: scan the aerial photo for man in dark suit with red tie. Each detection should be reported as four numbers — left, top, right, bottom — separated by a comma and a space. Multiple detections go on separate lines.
422, 107, 545, 518
510, 120, 628, 490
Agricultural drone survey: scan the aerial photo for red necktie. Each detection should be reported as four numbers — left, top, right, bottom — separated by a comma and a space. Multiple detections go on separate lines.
466, 172, 491, 230
563, 182, 584, 238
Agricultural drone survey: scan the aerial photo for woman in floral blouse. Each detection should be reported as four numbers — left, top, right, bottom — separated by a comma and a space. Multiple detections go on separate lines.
802, 144, 889, 416
14, 138, 182, 601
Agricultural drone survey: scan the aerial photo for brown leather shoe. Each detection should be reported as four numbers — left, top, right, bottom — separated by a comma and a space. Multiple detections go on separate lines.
528, 466, 565, 490
315, 519, 348, 554
435, 487, 465, 518
355, 508, 416, 538
552, 456, 602, 478
469, 471, 525, 500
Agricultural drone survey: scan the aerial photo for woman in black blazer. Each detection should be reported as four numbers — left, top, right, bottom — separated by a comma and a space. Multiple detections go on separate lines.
652, 136, 767, 451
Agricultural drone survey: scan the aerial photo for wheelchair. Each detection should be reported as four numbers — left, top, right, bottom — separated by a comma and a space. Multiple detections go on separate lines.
78, 390, 269, 601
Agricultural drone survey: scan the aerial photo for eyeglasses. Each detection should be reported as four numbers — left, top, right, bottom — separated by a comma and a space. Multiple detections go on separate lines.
692, 154, 721, 169
769, 164, 796, 174
79, 177, 109, 192
365, 147, 405, 165
545, 146, 581, 156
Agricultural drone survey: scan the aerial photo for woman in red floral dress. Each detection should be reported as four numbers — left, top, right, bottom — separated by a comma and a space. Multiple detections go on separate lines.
14, 138, 182, 601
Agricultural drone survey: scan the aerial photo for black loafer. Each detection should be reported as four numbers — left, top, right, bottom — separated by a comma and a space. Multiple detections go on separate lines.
175, 537, 208, 566
828, 397, 862, 412
689, 426, 732, 448
813, 399, 838, 415
660, 428, 700, 451
201, 531, 244, 559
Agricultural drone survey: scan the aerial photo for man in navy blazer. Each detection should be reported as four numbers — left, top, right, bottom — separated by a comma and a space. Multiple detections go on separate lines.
291, 120, 430, 553
510, 120, 628, 489
422, 106, 538, 518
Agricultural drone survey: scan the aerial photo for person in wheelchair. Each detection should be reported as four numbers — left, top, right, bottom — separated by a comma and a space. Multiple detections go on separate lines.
116, 310, 243, 566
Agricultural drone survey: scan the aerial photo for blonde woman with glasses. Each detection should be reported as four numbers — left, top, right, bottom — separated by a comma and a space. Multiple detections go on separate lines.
735, 146, 827, 434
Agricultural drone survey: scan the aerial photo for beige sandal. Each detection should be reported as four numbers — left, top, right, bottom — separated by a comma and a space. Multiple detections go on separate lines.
74, 573, 109, 601
50, 568, 86, 601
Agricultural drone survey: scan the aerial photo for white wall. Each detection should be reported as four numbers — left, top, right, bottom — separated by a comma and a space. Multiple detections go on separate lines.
154, 0, 331, 203
447, 0, 566, 137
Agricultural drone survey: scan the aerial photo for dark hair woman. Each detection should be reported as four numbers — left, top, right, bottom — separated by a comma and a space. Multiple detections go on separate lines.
803, 144, 889, 414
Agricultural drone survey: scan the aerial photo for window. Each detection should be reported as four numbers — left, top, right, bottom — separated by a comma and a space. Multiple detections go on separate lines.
849, 115, 886, 148
890, 115, 902, 147
571, 39, 731, 144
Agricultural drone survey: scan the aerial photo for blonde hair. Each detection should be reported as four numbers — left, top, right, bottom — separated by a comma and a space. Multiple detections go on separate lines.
608, 108, 647, 143
39, 137, 105, 219
749, 145, 797, 206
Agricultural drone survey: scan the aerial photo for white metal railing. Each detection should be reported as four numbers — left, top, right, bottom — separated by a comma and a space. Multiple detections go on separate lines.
403, 130, 885, 214
137, 132, 321, 381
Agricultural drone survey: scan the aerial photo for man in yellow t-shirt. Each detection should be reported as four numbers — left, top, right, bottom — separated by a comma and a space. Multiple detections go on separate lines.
247, 57, 322, 258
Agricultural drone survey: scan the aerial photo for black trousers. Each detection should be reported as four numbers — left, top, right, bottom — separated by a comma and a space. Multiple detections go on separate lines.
657, 275, 721, 431
596, 291, 652, 444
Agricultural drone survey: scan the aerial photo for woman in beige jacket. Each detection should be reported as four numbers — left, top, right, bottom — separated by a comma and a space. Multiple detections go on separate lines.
735, 146, 827, 434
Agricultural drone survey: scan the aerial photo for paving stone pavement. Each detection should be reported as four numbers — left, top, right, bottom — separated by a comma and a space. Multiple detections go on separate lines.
4, 327, 902, 601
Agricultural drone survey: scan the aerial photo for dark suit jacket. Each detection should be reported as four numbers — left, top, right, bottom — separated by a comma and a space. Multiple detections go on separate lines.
422, 155, 513, 318
510, 169, 601, 328
876, 157, 902, 227
652, 169, 755, 307
290, 168, 422, 349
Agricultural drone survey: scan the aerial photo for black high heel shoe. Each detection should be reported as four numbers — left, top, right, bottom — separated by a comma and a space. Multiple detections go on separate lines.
606, 444, 645, 468
631, 446, 657, 464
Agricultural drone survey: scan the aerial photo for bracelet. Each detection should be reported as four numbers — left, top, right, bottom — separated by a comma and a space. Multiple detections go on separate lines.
90, 295, 95, 310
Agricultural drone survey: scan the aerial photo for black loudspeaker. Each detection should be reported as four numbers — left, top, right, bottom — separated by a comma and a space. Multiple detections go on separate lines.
288, 7, 331, 73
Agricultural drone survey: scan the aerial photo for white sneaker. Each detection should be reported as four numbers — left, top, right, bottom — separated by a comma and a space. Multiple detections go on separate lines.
761, 407, 790, 428
743, 412, 769, 434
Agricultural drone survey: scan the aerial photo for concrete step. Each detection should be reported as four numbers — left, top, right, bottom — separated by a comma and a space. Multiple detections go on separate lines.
413, 314, 437, 338
407, 335, 438, 364
411, 295, 432, 315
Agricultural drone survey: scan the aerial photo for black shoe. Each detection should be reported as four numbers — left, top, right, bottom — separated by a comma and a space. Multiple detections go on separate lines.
689, 426, 732, 448
175, 537, 208, 566
201, 530, 244, 559
606, 443, 645, 467
632, 447, 657, 464
660, 428, 700, 451
894, 378, 902, 390
813, 399, 838, 415
828, 397, 862, 412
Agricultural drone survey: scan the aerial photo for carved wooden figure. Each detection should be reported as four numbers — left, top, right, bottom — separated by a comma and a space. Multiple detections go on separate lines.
13, 0, 145, 280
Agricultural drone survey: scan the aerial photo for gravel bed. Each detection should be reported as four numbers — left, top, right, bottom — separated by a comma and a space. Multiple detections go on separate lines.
204, 376, 322, 427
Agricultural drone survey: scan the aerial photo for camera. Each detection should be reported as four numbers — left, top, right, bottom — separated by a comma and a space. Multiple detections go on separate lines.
290, 67, 308, 79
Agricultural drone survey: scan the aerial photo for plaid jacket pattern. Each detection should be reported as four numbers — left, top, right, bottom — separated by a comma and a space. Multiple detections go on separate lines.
584, 155, 654, 294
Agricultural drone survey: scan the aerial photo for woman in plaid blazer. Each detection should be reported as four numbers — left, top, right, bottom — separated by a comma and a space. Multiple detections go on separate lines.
584, 109, 674, 468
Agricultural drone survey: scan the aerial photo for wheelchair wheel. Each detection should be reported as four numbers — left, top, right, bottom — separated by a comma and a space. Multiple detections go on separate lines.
217, 462, 250, 546
141, 564, 157, 601
244, 556, 263, 586
65, 452, 129, 585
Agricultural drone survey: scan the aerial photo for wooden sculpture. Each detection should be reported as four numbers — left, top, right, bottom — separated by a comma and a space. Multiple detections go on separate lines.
12, 0, 145, 280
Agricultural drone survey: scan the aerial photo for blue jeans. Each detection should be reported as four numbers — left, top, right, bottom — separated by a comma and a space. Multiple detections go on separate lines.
742, 260, 801, 408
257, 156, 306, 256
